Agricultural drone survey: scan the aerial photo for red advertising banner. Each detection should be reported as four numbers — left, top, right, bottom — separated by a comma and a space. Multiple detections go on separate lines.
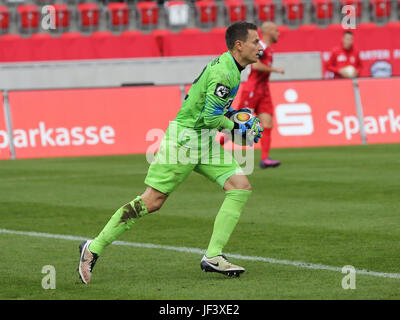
232, 79, 361, 148
357, 78, 400, 144
0, 91, 12, 160
2, 78, 399, 160
7, 86, 182, 159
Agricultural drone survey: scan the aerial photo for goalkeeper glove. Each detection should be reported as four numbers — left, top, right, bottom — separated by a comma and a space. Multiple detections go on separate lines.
232, 117, 264, 146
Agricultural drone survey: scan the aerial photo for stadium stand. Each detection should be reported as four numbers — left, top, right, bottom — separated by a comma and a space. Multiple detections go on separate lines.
311, 0, 334, 24
53, 4, 70, 32
282, 0, 304, 25
194, 0, 218, 27
368, 0, 391, 22
106, 2, 130, 31
17, 4, 39, 34
253, 0, 275, 23
0, 6, 10, 34
136, 0, 159, 29
224, 0, 247, 24
77, 3, 100, 31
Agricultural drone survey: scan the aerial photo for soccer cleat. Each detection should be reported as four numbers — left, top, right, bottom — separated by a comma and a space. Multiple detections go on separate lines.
77, 240, 98, 284
260, 158, 281, 168
200, 254, 245, 277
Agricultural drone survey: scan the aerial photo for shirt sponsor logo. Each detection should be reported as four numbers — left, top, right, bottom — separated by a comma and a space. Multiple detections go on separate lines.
214, 83, 231, 99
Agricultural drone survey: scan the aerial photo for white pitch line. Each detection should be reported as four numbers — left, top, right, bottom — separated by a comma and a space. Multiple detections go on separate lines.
1, 228, 400, 280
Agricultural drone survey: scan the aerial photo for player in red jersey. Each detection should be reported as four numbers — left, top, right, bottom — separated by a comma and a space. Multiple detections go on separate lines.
325, 30, 362, 79
238, 22, 284, 168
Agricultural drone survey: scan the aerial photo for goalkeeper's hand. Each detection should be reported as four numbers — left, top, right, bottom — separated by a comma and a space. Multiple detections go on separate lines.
232, 117, 264, 145
225, 106, 252, 119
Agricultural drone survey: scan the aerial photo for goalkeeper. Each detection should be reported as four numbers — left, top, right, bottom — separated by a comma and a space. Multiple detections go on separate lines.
78, 22, 264, 284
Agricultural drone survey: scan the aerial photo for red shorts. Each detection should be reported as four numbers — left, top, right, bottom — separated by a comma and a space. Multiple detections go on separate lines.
238, 89, 274, 115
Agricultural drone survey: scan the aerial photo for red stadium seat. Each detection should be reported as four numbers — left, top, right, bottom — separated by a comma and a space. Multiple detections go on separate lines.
224, 0, 246, 24
0, 6, 9, 34
311, 0, 333, 23
106, 2, 130, 30
53, 4, 70, 32
195, 0, 218, 27
369, 0, 391, 21
17, 5, 39, 34
340, 0, 362, 19
136, 1, 159, 29
282, 0, 304, 24
77, 3, 100, 32
253, 0, 275, 23
151, 28, 171, 55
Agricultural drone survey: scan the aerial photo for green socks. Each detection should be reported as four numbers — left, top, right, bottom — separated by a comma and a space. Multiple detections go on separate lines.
206, 189, 252, 258
89, 196, 149, 255
89, 189, 251, 257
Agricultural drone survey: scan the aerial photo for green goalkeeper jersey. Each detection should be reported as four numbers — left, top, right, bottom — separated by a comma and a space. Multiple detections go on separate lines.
174, 51, 242, 132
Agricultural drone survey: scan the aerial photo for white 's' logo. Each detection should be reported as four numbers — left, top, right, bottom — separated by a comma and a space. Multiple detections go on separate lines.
276, 89, 314, 136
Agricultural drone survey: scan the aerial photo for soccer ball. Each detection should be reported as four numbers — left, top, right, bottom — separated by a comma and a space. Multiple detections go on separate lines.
342, 65, 356, 78
230, 110, 259, 146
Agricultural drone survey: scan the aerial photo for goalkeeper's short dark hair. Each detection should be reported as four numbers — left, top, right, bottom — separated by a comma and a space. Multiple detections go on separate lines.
225, 22, 258, 50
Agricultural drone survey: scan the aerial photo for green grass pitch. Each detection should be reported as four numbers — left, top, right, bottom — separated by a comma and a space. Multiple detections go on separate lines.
0, 144, 399, 300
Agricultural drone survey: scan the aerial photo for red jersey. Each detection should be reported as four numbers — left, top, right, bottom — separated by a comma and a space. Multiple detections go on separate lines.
326, 45, 362, 78
241, 41, 273, 93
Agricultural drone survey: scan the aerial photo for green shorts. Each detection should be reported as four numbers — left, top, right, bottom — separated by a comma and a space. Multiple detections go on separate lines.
144, 122, 243, 195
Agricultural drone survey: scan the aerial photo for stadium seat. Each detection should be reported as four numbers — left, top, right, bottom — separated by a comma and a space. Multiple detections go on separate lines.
340, 0, 362, 19
136, 1, 159, 29
165, 0, 189, 28
369, 0, 391, 21
224, 0, 246, 24
106, 2, 130, 31
195, 0, 218, 27
253, 0, 275, 23
77, 3, 100, 32
53, 4, 70, 32
311, 0, 333, 23
282, 0, 304, 25
0, 6, 10, 34
17, 5, 40, 34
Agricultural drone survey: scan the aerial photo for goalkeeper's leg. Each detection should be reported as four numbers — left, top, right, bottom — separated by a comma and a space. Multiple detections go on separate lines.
78, 187, 167, 284
201, 175, 252, 277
